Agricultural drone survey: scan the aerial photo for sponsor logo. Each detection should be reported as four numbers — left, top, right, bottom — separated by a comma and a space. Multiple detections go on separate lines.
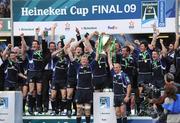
19, 28, 34, 31
107, 25, 117, 30
129, 21, 135, 29
65, 22, 70, 31
99, 97, 110, 109
0, 97, 8, 109
141, 1, 159, 28
81, 26, 97, 30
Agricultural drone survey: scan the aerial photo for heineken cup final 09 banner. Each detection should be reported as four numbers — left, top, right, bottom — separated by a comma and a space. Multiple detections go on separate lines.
13, 0, 176, 37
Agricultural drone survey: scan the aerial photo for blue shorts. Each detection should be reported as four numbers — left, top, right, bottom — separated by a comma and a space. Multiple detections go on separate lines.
27, 71, 42, 83
114, 95, 125, 107
74, 89, 93, 104
51, 80, 67, 90
137, 73, 152, 85
67, 77, 77, 88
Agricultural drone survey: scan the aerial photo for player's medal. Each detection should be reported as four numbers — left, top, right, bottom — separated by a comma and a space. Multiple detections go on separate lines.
124, 58, 128, 68
153, 60, 157, 67
98, 57, 102, 68
142, 52, 147, 63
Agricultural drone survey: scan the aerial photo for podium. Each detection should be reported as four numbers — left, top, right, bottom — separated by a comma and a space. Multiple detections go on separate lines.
0, 91, 23, 123
93, 92, 116, 123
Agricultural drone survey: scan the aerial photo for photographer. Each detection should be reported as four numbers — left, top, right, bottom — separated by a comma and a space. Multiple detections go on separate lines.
150, 73, 178, 122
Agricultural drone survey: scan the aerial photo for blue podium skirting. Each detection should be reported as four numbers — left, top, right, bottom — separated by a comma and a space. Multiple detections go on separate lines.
23, 116, 155, 123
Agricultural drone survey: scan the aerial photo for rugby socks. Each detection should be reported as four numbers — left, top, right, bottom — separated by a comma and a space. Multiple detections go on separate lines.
66, 98, 72, 117
67, 98, 72, 110
51, 98, 57, 111
117, 118, 122, 123
61, 99, 67, 110
59, 100, 63, 111
76, 117, 81, 123
28, 93, 34, 114
122, 117, 127, 123
126, 100, 131, 115
32, 96, 36, 111
86, 116, 91, 123
23, 97, 26, 113
73, 102, 77, 115
36, 93, 42, 113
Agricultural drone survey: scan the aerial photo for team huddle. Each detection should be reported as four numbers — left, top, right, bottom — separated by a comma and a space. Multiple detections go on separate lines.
1, 24, 180, 123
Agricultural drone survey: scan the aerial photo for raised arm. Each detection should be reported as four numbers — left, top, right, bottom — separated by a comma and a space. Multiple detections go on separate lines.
89, 31, 99, 40
160, 39, 167, 57
64, 38, 75, 55
95, 40, 99, 61
50, 23, 57, 42
107, 48, 113, 70
150, 24, 159, 48
174, 33, 180, 50
70, 38, 83, 50
51, 48, 63, 58
2, 44, 12, 60
68, 47, 75, 62
41, 30, 49, 56
20, 33, 27, 60
120, 33, 128, 42
76, 27, 81, 41
51, 38, 74, 58
34, 27, 40, 41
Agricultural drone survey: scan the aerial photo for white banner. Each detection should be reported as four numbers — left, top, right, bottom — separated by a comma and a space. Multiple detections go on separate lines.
0, 91, 23, 123
13, 18, 175, 40
93, 92, 116, 123
13, 0, 176, 39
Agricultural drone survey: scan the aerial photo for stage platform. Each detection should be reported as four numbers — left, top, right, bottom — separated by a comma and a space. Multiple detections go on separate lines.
23, 116, 155, 123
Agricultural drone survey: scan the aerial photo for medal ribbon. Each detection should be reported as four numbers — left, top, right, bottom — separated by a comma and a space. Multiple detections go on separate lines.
142, 51, 147, 61
98, 35, 103, 55
153, 60, 158, 67
34, 50, 42, 59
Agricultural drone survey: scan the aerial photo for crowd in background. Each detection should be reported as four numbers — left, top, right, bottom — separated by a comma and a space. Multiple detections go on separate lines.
0, 0, 10, 18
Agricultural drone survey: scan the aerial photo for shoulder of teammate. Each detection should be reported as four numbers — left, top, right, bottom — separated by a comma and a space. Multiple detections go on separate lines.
110, 68, 115, 76
122, 72, 131, 85
16, 63, 21, 73
72, 60, 80, 70
3, 59, 8, 68
90, 59, 98, 69
160, 58, 166, 69
90, 51, 96, 59
26, 48, 33, 55
147, 49, 153, 56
